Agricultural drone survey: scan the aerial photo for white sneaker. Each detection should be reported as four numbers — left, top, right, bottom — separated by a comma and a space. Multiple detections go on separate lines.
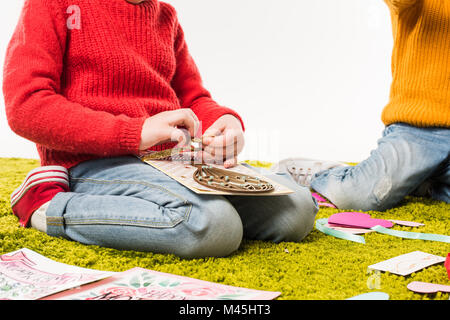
271, 158, 347, 187
30, 201, 50, 233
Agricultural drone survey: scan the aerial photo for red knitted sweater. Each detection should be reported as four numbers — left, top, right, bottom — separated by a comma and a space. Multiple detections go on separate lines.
3, 0, 244, 168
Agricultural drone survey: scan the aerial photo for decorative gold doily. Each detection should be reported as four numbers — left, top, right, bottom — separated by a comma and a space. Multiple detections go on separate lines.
193, 165, 274, 193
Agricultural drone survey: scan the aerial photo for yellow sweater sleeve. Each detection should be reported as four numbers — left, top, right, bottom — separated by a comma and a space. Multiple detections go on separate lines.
384, 0, 419, 12
381, 0, 450, 128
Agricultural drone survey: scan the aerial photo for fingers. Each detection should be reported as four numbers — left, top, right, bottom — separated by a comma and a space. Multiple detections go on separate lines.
202, 129, 237, 147
203, 131, 244, 157
203, 140, 239, 159
197, 151, 238, 168
200, 144, 243, 168
140, 109, 201, 151
168, 127, 190, 148
168, 109, 200, 138
203, 127, 224, 140
224, 157, 238, 168
188, 109, 201, 137
162, 111, 243, 168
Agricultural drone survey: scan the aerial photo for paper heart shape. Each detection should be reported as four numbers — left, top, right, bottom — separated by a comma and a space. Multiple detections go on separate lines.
407, 281, 450, 294
328, 212, 393, 229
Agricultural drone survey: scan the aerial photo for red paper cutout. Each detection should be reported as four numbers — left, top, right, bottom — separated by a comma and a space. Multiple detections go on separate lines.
445, 253, 450, 280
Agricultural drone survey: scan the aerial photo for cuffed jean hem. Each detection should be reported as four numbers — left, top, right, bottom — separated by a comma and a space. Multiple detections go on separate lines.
46, 191, 77, 240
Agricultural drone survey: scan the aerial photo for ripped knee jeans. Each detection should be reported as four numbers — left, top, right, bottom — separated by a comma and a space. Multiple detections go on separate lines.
311, 123, 450, 211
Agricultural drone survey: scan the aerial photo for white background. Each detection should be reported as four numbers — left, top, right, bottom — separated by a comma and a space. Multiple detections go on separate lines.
0, 0, 393, 163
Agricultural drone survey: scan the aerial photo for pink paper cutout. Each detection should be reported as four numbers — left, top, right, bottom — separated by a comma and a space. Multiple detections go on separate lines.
445, 253, 450, 280
407, 281, 450, 294
312, 193, 337, 208
328, 212, 393, 229
312, 193, 327, 202
319, 202, 337, 208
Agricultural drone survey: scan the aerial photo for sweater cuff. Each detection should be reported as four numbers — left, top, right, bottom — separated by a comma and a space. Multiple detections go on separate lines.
117, 116, 147, 155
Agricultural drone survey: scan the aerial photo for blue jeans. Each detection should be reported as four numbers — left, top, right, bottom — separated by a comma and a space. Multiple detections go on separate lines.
45, 156, 318, 259
311, 123, 450, 212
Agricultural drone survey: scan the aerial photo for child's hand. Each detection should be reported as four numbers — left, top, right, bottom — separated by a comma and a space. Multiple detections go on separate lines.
139, 109, 199, 151
201, 115, 245, 168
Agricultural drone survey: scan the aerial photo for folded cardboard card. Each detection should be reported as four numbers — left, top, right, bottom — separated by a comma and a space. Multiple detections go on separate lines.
143, 160, 293, 196
368, 251, 446, 276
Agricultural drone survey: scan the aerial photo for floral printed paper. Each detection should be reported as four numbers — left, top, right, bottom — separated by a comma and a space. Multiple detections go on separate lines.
46, 267, 281, 300
0, 248, 114, 300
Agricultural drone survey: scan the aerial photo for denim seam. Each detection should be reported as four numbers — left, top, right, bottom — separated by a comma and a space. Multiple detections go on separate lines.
46, 219, 188, 227
64, 218, 187, 228
65, 177, 193, 228
70, 177, 187, 201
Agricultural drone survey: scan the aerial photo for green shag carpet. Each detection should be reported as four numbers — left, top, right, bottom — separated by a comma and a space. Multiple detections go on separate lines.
1, 158, 449, 300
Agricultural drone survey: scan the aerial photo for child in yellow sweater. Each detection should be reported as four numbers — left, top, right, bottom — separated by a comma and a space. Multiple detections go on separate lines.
274, 0, 449, 211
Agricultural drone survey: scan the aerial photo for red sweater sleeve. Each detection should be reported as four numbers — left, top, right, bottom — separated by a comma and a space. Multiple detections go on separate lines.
170, 22, 245, 134
3, 0, 145, 156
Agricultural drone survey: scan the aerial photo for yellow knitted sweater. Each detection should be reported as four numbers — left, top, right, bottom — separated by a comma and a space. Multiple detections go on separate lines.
382, 0, 450, 128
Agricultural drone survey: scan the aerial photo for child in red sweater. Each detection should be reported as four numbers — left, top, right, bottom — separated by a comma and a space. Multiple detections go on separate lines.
4, 0, 318, 258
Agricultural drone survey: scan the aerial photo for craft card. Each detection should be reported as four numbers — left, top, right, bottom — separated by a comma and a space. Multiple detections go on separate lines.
407, 281, 450, 294
389, 220, 425, 228
0, 248, 114, 300
346, 292, 389, 300
44, 267, 281, 300
144, 160, 293, 196
325, 223, 375, 235
368, 251, 446, 276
